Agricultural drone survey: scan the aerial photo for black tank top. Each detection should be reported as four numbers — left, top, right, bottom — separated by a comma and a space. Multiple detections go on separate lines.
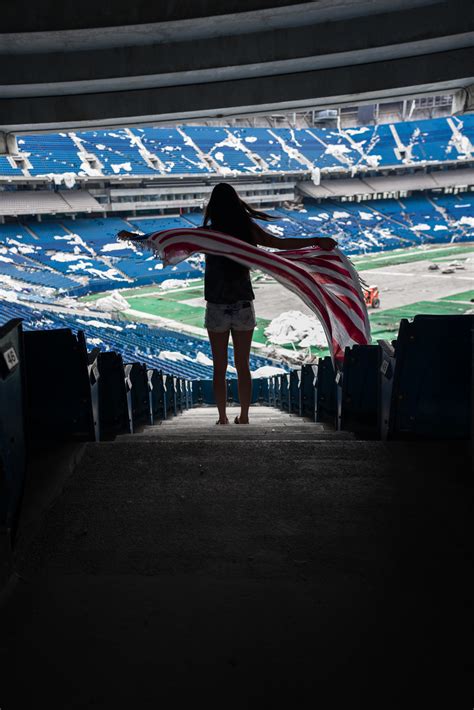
204, 224, 255, 304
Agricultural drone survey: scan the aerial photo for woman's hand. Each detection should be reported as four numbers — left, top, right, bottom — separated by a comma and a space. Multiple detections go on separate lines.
118, 230, 136, 240
314, 237, 338, 251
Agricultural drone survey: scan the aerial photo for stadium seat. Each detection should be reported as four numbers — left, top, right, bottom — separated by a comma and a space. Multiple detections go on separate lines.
340, 344, 380, 438
316, 356, 337, 427
289, 370, 300, 414
124, 363, 150, 433
147, 369, 165, 423
95, 351, 130, 440
164, 374, 177, 416
300, 363, 317, 420
87, 348, 101, 441
280, 374, 290, 412
0, 319, 26, 552
228, 377, 267, 405
23, 329, 95, 442
192, 379, 214, 405
272, 375, 281, 408
378, 340, 397, 440
253, 377, 269, 405
388, 315, 473, 440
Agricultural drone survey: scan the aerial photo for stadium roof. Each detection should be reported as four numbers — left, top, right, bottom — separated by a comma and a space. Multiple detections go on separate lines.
0, 0, 473, 132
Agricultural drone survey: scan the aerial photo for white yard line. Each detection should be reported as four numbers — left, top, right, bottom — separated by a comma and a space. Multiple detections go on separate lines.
366, 270, 473, 280
125, 283, 204, 299
352, 244, 474, 263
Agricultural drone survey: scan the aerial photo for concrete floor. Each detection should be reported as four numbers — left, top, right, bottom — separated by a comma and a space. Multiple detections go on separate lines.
1, 408, 471, 708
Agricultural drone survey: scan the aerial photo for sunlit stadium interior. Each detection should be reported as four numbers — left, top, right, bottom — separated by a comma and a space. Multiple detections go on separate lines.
1, 2, 472, 707
1, 109, 473, 374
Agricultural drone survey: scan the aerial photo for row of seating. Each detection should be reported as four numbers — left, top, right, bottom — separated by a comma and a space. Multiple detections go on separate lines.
10, 115, 474, 178
0, 318, 195, 552
195, 314, 472, 441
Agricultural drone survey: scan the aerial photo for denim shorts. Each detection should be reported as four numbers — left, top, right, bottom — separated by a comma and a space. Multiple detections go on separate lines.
204, 300, 257, 332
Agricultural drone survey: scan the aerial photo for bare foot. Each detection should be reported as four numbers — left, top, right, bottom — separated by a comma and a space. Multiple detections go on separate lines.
234, 415, 249, 424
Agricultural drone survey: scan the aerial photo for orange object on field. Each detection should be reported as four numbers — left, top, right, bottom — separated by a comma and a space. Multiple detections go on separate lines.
364, 285, 380, 309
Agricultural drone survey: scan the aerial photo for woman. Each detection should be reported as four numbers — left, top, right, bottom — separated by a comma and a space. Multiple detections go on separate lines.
120, 183, 336, 425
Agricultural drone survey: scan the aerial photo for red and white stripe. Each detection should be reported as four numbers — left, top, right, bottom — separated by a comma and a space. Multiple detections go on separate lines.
134, 227, 371, 364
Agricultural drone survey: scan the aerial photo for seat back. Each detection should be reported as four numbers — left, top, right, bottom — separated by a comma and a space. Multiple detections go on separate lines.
0, 319, 26, 546
389, 315, 473, 439
125, 363, 150, 432
300, 364, 317, 420
341, 344, 380, 438
97, 351, 129, 439
24, 329, 94, 442
316, 356, 337, 426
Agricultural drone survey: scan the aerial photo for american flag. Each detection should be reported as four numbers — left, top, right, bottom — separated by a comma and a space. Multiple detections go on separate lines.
124, 227, 371, 364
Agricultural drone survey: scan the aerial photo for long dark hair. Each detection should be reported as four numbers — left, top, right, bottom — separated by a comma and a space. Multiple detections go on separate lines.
203, 182, 274, 244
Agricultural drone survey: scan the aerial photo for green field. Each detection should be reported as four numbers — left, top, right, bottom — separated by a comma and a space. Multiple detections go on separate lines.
351, 243, 474, 271
80, 243, 473, 358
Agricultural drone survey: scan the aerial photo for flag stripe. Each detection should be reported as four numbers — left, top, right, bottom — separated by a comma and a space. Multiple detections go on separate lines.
129, 227, 371, 364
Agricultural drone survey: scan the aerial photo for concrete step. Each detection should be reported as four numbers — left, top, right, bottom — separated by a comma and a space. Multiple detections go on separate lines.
158, 419, 318, 427
120, 427, 354, 443
6, 435, 469, 709
119, 429, 353, 441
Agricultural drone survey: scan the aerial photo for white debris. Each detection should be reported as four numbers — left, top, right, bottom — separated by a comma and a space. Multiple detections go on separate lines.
110, 162, 132, 173
264, 310, 327, 347
251, 365, 287, 378
456, 216, 474, 228
49, 252, 91, 262
267, 224, 284, 236
345, 127, 370, 136
160, 278, 188, 290
101, 242, 135, 252
158, 350, 194, 362
333, 211, 350, 219
76, 319, 124, 331
93, 292, 129, 312
359, 211, 375, 220
434, 225, 449, 231
410, 224, 432, 231
195, 352, 213, 366
365, 155, 382, 168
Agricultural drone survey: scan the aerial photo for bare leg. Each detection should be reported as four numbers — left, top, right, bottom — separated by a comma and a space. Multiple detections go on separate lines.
231, 328, 254, 424
207, 329, 230, 424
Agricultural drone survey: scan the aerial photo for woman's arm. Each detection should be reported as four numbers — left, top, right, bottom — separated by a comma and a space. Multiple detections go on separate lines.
251, 222, 337, 251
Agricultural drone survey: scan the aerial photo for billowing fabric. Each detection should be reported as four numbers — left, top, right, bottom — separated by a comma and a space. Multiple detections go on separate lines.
124, 227, 371, 364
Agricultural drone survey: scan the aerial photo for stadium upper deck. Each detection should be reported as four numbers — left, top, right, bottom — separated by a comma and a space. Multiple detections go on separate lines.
2, 115, 473, 181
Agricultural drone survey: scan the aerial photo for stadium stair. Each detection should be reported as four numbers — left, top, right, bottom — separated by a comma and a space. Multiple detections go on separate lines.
118, 403, 354, 441
2, 402, 470, 707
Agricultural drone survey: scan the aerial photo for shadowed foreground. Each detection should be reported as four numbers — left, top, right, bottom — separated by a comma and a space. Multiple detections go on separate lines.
2, 408, 471, 708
